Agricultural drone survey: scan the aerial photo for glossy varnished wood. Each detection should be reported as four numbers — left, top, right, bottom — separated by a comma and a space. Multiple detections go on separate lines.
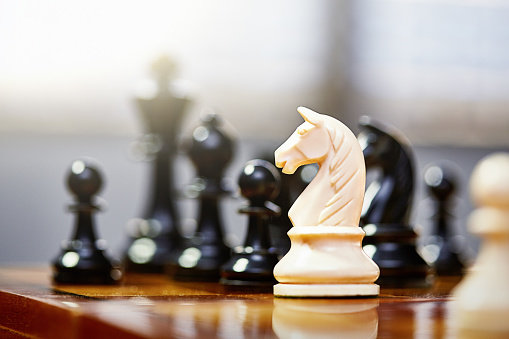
0, 267, 501, 338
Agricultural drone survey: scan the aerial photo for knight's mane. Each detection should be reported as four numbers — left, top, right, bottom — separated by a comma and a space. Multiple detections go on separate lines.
316, 116, 364, 226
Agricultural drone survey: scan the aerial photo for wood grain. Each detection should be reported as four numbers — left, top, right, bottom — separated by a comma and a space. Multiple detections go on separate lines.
0, 267, 500, 338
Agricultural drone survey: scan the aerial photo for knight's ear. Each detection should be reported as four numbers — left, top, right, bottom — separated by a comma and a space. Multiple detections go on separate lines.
297, 107, 322, 125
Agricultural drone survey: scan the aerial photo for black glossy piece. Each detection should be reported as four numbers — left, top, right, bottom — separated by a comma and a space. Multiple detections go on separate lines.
170, 114, 234, 281
257, 153, 293, 258
269, 163, 318, 257
124, 56, 189, 273
53, 158, 122, 285
424, 162, 465, 276
267, 166, 292, 257
221, 159, 281, 287
358, 116, 430, 287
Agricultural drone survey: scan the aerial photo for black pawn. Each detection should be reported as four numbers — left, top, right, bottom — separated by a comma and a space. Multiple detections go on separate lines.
170, 114, 234, 281
269, 163, 318, 257
220, 159, 280, 287
424, 163, 465, 276
358, 116, 430, 287
53, 158, 122, 284
267, 166, 292, 257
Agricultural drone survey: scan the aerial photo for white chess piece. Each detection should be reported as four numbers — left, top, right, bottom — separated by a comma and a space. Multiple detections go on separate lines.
273, 107, 379, 297
450, 152, 509, 334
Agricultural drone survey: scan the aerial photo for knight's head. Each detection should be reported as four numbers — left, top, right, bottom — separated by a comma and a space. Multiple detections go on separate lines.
275, 107, 330, 174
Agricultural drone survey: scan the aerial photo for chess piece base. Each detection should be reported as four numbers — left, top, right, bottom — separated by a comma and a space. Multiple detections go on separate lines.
125, 235, 179, 274
363, 223, 431, 287
220, 250, 279, 288
449, 206, 509, 333
220, 278, 276, 287
53, 268, 121, 285
169, 238, 231, 282
219, 277, 275, 293
450, 274, 509, 334
374, 268, 431, 288
170, 267, 221, 282
273, 226, 380, 297
53, 250, 122, 285
274, 283, 379, 298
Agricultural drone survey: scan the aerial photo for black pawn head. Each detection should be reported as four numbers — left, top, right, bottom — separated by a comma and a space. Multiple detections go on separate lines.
67, 158, 103, 203
239, 160, 281, 206
424, 162, 459, 201
188, 113, 234, 180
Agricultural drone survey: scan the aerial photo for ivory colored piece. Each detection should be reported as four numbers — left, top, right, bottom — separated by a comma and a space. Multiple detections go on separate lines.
450, 153, 509, 334
273, 107, 380, 297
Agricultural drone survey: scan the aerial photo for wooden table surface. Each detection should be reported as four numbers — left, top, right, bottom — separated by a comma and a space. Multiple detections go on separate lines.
0, 267, 504, 339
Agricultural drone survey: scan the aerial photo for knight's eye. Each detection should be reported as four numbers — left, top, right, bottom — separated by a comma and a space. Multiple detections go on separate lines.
297, 128, 307, 136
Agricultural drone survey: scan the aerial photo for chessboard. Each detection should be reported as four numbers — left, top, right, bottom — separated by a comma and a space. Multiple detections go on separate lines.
2, 59, 508, 338
1, 266, 493, 339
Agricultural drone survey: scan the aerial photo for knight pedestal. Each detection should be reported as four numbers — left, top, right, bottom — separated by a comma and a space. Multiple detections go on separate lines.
274, 226, 379, 297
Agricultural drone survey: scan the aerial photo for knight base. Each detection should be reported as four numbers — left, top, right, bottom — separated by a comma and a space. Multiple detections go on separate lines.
274, 283, 379, 298
273, 226, 380, 298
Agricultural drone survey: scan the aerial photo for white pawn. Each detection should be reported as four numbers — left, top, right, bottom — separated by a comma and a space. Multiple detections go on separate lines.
451, 153, 509, 334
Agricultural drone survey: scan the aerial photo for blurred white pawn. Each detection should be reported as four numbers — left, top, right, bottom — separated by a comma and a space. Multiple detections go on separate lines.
450, 153, 509, 335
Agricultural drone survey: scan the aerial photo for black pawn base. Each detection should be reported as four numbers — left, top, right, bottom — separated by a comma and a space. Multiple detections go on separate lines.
169, 236, 231, 282
125, 234, 178, 274
434, 244, 465, 277
363, 223, 431, 287
220, 249, 279, 288
53, 246, 122, 285
124, 259, 169, 274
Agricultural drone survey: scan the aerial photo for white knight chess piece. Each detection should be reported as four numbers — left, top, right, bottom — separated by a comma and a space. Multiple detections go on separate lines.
273, 107, 379, 297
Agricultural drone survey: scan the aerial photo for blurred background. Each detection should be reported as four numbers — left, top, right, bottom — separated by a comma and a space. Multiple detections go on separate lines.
0, 0, 507, 265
